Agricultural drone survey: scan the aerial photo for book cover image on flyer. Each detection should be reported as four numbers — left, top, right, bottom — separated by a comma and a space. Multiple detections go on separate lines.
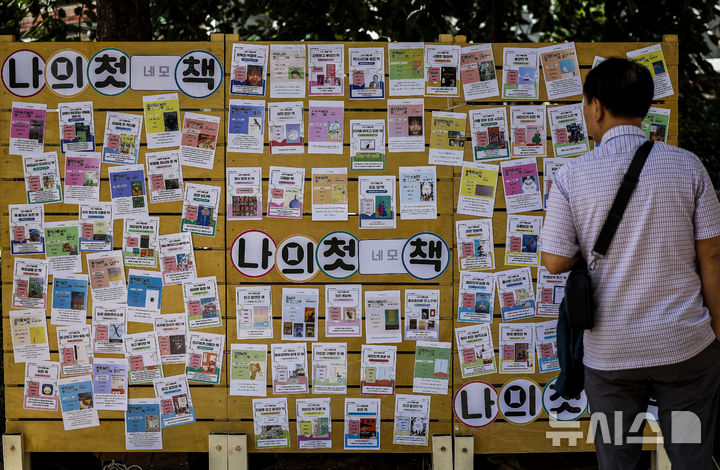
230, 43, 268, 96
267, 166, 305, 219
58, 101, 95, 153
269, 44, 306, 99
457, 271, 496, 323
456, 162, 498, 218
181, 183, 221, 237
142, 93, 181, 149
388, 42, 424, 96
393, 394, 431, 446
510, 105, 547, 157
344, 398, 381, 450
539, 42, 583, 100
412, 341, 451, 395
460, 43, 500, 101
496, 267, 536, 322
297, 398, 332, 449
253, 398, 290, 448
87, 250, 126, 304
350, 119, 385, 170
502, 47, 539, 99
230, 343, 267, 397
424, 44, 460, 96
183, 276, 222, 329
271, 342, 309, 394
308, 44, 345, 96
349, 47, 385, 99
469, 107, 510, 162
227, 167, 262, 220
500, 158, 543, 214
227, 99, 265, 154
456, 219, 495, 271
22, 152, 62, 204
10, 102, 46, 156
268, 101, 304, 154
9, 204, 45, 255
311, 342, 348, 394
627, 44, 674, 99
455, 323, 496, 377
641, 107, 671, 143
547, 103, 590, 157
358, 175, 396, 229
102, 112, 142, 164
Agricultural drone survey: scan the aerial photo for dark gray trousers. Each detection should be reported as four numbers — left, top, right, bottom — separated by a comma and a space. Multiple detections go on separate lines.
584, 338, 720, 470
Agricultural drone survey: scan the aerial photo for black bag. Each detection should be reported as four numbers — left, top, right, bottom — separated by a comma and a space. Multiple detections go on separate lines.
555, 298, 585, 399
563, 140, 654, 330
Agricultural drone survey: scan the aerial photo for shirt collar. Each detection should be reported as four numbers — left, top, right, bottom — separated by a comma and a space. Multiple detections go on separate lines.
600, 125, 646, 145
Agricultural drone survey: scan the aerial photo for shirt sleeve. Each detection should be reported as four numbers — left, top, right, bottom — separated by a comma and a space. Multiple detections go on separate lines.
694, 163, 720, 240
540, 167, 580, 257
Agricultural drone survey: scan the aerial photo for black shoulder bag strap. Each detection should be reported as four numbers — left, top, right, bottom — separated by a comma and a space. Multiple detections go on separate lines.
589, 140, 654, 268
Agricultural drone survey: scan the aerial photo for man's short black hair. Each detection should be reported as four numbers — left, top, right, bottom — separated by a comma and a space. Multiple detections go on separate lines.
583, 58, 654, 118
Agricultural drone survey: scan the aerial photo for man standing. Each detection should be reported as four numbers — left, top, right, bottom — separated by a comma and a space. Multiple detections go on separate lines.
541, 58, 720, 469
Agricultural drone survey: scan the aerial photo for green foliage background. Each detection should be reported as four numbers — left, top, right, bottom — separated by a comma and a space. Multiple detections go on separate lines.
0, 0, 718, 178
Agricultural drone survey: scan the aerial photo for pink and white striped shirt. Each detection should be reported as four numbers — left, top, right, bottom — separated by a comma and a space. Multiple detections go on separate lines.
541, 125, 720, 371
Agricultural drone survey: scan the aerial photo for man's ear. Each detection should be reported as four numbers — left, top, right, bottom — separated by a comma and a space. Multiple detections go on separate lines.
589, 97, 604, 123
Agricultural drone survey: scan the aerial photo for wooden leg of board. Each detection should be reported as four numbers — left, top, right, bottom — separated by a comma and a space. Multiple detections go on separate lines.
208, 433, 228, 470
2, 434, 31, 470
650, 444, 672, 470
227, 434, 248, 470
432, 434, 453, 470
454, 435, 474, 470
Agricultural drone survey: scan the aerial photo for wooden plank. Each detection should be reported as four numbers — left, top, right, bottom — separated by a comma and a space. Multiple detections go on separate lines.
2, 434, 30, 470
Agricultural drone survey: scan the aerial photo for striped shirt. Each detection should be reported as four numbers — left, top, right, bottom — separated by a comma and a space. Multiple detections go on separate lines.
541, 125, 720, 371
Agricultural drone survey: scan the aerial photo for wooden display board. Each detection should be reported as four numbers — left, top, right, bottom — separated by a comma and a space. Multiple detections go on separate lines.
0, 34, 678, 458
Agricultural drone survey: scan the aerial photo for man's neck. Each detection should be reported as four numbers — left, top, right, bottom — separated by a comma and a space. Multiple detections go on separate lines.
596, 117, 643, 143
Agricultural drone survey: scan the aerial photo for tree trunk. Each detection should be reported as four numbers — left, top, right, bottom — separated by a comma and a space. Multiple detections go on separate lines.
96, 0, 152, 41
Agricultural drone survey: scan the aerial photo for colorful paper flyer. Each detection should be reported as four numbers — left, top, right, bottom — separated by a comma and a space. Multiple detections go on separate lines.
227, 167, 263, 220
93, 358, 129, 410
535, 320, 560, 373
505, 214, 543, 266
501, 47, 539, 99
399, 166, 437, 220
456, 162, 498, 218
87, 250, 126, 304
641, 107, 671, 143
428, 110, 466, 166
10, 101, 46, 155
311, 167, 348, 221
58, 375, 99, 430
126, 269, 163, 323
510, 105, 547, 157
158, 232, 197, 285
539, 42, 583, 99
253, 398, 290, 448
10, 309, 50, 363
311, 342, 348, 394
535, 266, 568, 317
325, 284, 363, 337
154, 313, 187, 364
308, 101, 344, 154
364, 290, 402, 344
236, 285, 273, 340
227, 99, 265, 153
181, 182, 221, 237
393, 394, 430, 446
358, 175, 396, 229
58, 101, 95, 153
297, 398, 332, 449
280, 287, 319, 341
92, 305, 126, 355
125, 398, 163, 450
496, 267, 536, 322
460, 43, 500, 101
547, 103, 590, 157
500, 158, 543, 213
62, 151, 100, 204
153, 374, 195, 427
271, 342, 309, 394
179, 112, 220, 169
44, 220, 82, 274
424, 44, 460, 96
457, 271, 496, 323
145, 150, 184, 203
387, 98, 425, 153
308, 44, 344, 96
269, 44, 306, 98
124, 331, 163, 385
388, 42, 424, 96
360, 344, 396, 395
627, 44, 674, 99
456, 219, 495, 271
404, 289, 440, 341
185, 331, 225, 384
344, 398, 381, 450
267, 166, 305, 219
78, 203, 113, 252
268, 101, 304, 154
108, 164, 149, 218
455, 323, 496, 377
12, 257, 48, 310
9, 204, 45, 255
142, 93, 181, 149
23, 361, 59, 411
412, 341, 451, 394
230, 43, 268, 96
50, 273, 89, 325
183, 276, 222, 330
350, 119, 386, 170
543, 158, 570, 209
349, 47, 385, 99
102, 112, 143, 164
469, 107, 510, 161
122, 217, 159, 268
57, 325, 93, 377
230, 343, 267, 396
22, 151, 62, 204
499, 323, 536, 373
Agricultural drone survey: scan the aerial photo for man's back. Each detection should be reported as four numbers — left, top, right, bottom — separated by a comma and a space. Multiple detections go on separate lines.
543, 125, 719, 370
